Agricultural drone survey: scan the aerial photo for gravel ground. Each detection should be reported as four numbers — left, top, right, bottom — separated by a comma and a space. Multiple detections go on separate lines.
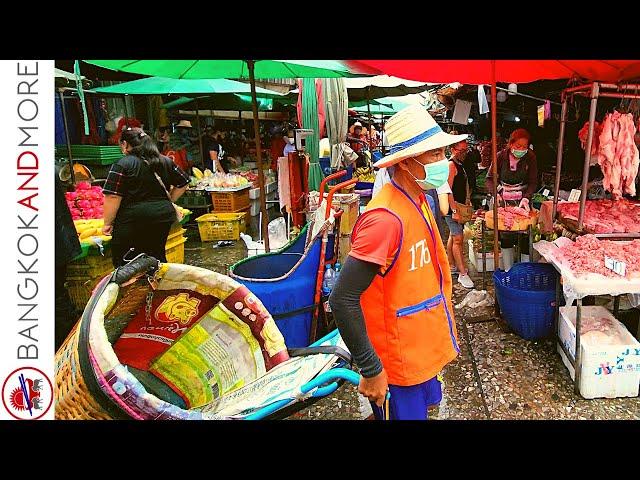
184, 224, 640, 420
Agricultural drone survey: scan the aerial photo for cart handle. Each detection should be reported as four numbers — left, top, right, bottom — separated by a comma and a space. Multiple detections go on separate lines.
319, 170, 347, 202
326, 178, 358, 219
243, 368, 391, 420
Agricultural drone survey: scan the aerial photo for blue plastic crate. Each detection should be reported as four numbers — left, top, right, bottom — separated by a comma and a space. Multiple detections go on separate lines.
493, 262, 558, 341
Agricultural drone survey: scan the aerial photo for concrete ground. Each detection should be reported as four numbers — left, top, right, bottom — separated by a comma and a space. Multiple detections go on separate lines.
183, 221, 640, 420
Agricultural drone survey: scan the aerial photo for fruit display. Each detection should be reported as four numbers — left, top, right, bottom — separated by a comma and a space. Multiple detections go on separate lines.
192, 172, 250, 190
65, 182, 104, 220
239, 171, 259, 187
192, 167, 204, 179
74, 218, 111, 246
532, 223, 558, 243
175, 206, 191, 218
355, 166, 375, 183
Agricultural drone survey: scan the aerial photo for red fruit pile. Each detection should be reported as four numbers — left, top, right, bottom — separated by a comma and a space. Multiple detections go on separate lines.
65, 182, 104, 220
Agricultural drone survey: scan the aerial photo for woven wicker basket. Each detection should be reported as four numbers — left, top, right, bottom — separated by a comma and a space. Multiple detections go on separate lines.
54, 262, 289, 420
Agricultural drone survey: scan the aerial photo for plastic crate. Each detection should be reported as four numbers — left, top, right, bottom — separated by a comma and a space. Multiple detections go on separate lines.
493, 262, 558, 340
210, 187, 250, 212
165, 236, 187, 264
176, 190, 212, 209
355, 181, 374, 190
66, 251, 114, 280
196, 212, 247, 241
166, 228, 187, 244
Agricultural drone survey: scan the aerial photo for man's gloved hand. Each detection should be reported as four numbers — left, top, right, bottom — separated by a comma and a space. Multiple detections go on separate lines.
519, 197, 530, 212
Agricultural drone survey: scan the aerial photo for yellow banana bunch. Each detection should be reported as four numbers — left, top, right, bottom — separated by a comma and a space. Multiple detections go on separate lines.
75, 219, 104, 235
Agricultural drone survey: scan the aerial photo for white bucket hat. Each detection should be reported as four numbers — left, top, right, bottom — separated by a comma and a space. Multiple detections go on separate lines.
374, 105, 468, 168
176, 120, 193, 128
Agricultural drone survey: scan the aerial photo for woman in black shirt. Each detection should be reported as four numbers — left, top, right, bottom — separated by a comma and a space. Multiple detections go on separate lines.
103, 127, 190, 267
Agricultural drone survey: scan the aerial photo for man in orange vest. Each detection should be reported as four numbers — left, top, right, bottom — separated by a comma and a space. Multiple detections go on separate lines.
329, 105, 468, 420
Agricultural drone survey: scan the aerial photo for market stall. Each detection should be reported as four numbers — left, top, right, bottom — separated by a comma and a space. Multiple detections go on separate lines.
538, 81, 640, 395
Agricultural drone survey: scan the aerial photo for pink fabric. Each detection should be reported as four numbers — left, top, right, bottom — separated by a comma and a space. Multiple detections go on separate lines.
508, 152, 519, 171
296, 79, 303, 129
278, 156, 291, 212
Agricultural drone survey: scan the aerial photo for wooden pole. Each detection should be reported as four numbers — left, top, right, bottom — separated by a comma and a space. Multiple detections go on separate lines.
248, 60, 270, 252
195, 98, 206, 169
58, 89, 76, 185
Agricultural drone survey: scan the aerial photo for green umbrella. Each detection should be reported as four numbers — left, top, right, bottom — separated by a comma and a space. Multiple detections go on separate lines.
161, 94, 278, 112
91, 76, 283, 97
350, 96, 412, 112
86, 60, 376, 80
85, 60, 379, 252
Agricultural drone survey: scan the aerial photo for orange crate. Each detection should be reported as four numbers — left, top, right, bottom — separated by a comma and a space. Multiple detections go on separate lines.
210, 188, 250, 212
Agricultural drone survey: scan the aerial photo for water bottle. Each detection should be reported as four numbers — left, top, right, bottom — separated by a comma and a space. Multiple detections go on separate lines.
334, 262, 342, 283
322, 264, 335, 296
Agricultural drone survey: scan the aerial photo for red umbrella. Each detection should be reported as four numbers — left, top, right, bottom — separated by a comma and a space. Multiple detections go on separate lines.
355, 60, 640, 295
355, 60, 640, 84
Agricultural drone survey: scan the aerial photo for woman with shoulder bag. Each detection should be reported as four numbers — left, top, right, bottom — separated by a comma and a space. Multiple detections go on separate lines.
445, 139, 474, 289
102, 127, 190, 267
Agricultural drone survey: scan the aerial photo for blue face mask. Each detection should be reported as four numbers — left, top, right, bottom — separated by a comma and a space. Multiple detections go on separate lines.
409, 158, 450, 190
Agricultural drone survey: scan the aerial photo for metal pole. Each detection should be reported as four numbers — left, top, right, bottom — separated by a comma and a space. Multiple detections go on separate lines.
195, 98, 206, 170
599, 92, 640, 100
248, 60, 270, 252
482, 219, 486, 290
552, 95, 568, 220
123, 94, 129, 125
574, 298, 583, 395
578, 83, 600, 230
58, 89, 76, 185
563, 83, 594, 95
600, 83, 640, 90
491, 62, 500, 272
366, 87, 372, 150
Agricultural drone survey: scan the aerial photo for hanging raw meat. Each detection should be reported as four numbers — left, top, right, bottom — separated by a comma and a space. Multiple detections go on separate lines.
597, 111, 640, 198
578, 121, 602, 165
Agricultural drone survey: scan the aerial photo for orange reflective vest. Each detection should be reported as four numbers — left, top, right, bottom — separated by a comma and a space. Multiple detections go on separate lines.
356, 180, 460, 386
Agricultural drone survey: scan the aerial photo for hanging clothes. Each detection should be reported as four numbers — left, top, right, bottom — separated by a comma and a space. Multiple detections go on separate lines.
55, 95, 67, 145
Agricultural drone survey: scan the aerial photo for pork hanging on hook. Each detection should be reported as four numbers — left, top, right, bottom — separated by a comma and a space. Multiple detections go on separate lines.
597, 110, 640, 199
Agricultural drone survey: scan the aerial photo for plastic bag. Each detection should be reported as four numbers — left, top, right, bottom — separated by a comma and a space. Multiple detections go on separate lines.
268, 217, 288, 250
456, 289, 494, 309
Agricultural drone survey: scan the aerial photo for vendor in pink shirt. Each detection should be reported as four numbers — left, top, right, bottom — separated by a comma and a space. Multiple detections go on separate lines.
486, 128, 538, 211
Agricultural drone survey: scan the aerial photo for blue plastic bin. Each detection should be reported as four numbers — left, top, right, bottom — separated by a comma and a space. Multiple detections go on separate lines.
318, 157, 353, 184
493, 262, 558, 341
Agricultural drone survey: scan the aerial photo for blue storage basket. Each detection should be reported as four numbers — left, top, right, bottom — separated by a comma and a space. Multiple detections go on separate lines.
319, 157, 331, 176
493, 262, 558, 341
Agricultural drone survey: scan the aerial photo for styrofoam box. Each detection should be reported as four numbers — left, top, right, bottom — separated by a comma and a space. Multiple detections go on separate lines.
249, 182, 277, 200
468, 240, 503, 272
558, 306, 640, 399
249, 192, 277, 216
